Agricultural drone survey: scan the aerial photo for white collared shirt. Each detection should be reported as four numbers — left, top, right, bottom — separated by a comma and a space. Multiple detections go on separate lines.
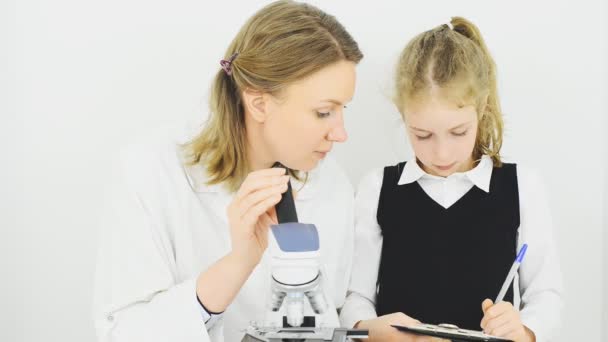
339, 155, 564, 342
93, 127, 355, 342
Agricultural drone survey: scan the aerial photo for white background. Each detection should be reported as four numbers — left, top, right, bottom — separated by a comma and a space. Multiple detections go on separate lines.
2, 0, 607, 341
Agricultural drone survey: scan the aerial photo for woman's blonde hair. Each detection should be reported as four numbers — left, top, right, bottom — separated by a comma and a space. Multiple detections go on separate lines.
394, 17, 503, 166
182, 0, 363, 191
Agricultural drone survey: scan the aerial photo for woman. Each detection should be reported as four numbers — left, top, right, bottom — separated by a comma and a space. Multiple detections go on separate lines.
93, 1, 363, 341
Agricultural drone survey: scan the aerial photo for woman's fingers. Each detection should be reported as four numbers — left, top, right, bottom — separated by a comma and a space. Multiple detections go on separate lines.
237, 181, 288, 217
242, 193, 283, 228
235, 169, 287, 200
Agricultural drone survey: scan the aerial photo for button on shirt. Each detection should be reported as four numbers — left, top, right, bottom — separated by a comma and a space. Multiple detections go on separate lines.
339, 156, 563, 342
93, 128, 355, 342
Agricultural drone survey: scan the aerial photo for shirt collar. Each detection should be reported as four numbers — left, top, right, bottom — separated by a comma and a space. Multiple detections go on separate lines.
465, 155, 493, 193
398, 155, 493, 193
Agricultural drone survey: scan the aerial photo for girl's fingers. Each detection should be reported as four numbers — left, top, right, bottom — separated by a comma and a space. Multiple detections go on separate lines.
481, 301, 512, 327
489, 322, 518, 338
483, 312, 511, 335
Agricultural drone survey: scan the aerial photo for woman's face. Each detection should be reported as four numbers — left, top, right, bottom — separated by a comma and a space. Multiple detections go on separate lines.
260, 60, 357, 171
403, 97, 479, 177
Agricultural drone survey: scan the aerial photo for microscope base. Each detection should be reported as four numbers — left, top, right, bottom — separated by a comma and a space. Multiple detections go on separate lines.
241, 326, 368, 341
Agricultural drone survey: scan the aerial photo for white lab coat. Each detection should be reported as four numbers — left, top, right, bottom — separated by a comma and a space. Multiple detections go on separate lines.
93, 127, 355, 342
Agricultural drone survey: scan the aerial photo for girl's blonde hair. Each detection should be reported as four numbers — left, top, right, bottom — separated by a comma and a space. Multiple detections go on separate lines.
395, 17, 503, 166
182, 0, 363, 191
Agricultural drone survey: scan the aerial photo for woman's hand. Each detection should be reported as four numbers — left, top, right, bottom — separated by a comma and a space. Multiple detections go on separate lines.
196, 167, 290, 313
227, 167, 290, 267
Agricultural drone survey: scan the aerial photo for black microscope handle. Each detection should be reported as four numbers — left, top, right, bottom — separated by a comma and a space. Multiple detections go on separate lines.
273, 162, 298, 223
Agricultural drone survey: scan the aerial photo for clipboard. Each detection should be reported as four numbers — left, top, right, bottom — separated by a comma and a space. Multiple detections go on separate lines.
391, 323, 513, 342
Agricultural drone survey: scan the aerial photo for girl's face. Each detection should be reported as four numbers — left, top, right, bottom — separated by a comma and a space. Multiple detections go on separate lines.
403, 97, 479, 177
253, 60, 356, 171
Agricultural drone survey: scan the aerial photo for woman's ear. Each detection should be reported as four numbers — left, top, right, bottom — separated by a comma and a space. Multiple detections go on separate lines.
242, 88, 268, 123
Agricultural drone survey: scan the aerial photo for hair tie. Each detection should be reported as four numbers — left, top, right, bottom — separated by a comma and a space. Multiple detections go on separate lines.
220, 52, 239, 76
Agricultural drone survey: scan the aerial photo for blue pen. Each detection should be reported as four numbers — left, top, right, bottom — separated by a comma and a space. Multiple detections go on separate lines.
495, 244, 528, 303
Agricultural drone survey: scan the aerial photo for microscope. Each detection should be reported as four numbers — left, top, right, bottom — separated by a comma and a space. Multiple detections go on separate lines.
241, 166, 368, 342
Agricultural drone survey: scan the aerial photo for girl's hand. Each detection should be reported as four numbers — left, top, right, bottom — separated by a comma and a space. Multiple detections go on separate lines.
356, 313, 448, 342
480, 299, 535, 342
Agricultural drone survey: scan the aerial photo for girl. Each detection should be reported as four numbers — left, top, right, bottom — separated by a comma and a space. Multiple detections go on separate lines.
93, 1, 363, 341
340, 17, 562, 342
